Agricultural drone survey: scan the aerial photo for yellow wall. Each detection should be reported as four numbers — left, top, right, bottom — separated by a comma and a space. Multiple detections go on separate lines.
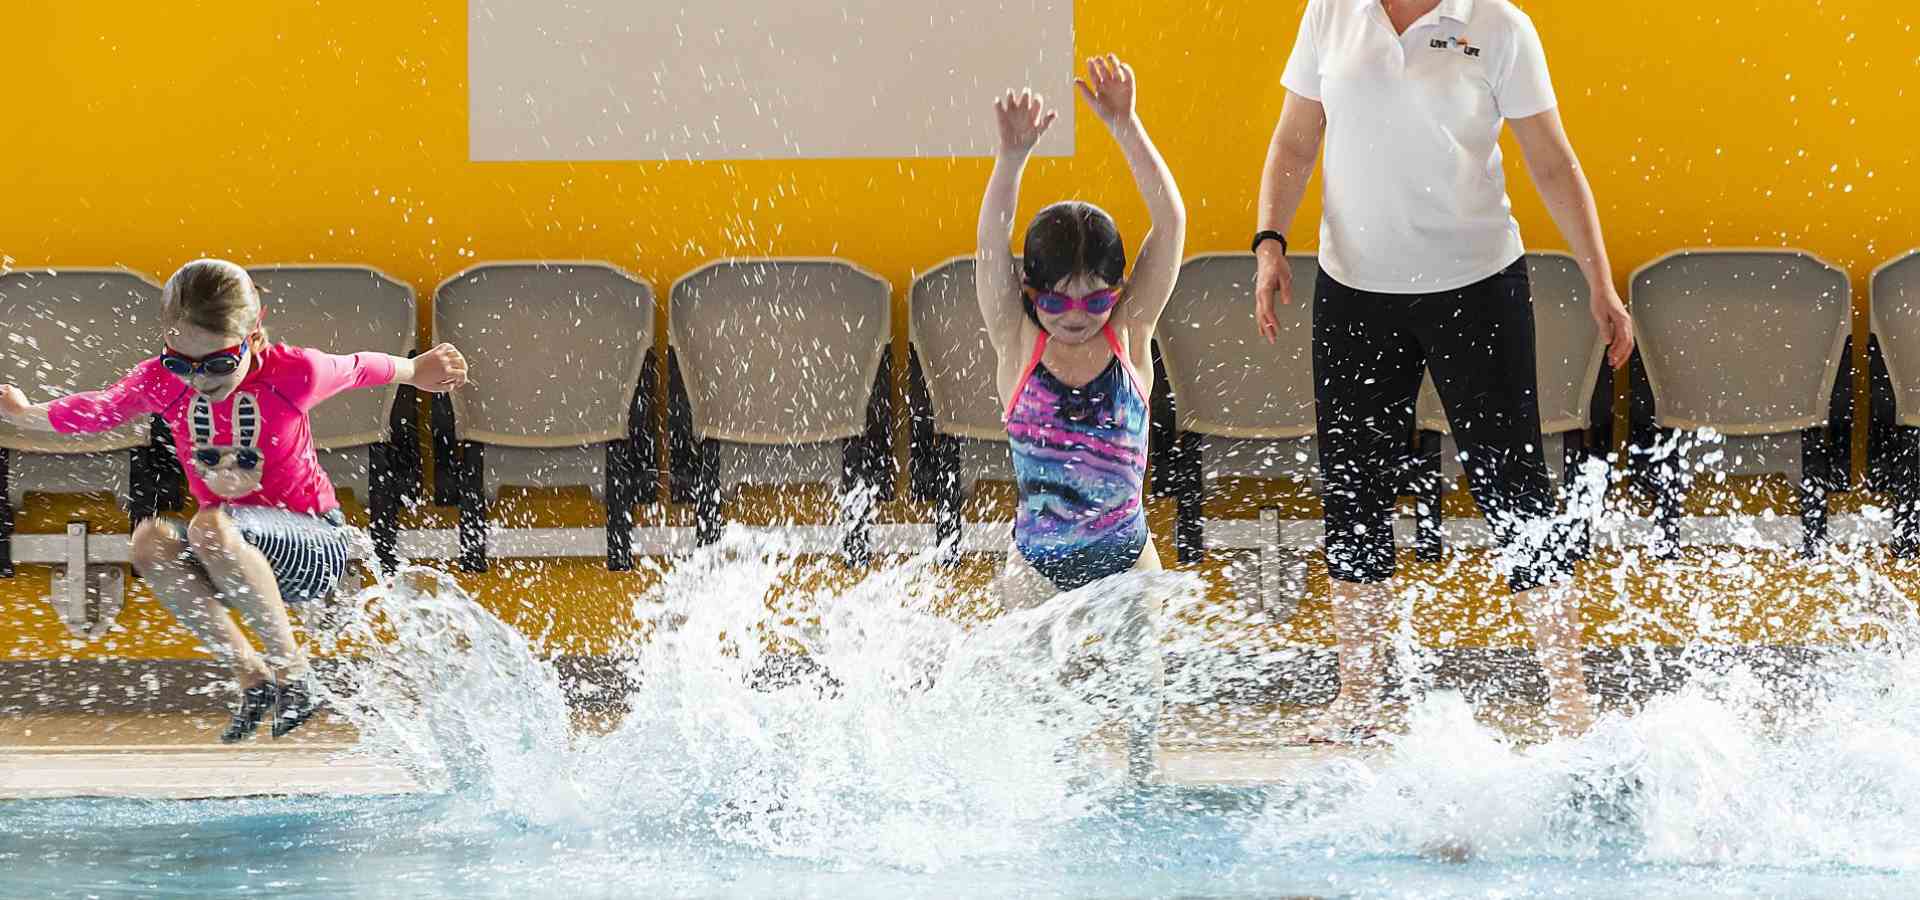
4, 1, 1918, 662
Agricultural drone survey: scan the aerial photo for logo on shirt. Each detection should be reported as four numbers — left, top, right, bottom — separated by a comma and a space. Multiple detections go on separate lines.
189, 391, 268, 500
1430, 35, 1482, 57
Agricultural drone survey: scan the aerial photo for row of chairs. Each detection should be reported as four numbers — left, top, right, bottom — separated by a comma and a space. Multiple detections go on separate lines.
2, 250, 1917, 581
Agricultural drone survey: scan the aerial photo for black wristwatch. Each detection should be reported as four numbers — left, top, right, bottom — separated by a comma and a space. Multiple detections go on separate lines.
1251, 230, 1288, 255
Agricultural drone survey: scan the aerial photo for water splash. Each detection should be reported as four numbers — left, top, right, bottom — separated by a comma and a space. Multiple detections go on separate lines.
317, 527, 1203, 871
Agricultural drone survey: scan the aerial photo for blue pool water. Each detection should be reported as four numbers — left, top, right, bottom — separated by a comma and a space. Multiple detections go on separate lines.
2, 790, 1916, 899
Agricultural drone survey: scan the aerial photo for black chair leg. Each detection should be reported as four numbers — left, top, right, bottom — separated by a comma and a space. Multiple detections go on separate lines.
457, 441, 488, 573
368, 444, 401, 573
1799, 427, 1831, 558
1800, 476, 1830, 558
841, 485, 874, 567
934, 487, 963, 566
1890, 426, 1920, 558
605, 441, 635, 572
694, 439, 723, 547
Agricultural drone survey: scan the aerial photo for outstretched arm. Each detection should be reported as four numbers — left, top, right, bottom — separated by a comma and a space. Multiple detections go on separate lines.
977, 90, 1058, 356
3, 366, 159, 434
0, 386, 55, 431
1078, 55, 1186, 337
1509, 109, 1634, 369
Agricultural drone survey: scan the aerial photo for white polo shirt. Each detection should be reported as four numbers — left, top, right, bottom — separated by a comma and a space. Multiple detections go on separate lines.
1282, 0, 1558, 294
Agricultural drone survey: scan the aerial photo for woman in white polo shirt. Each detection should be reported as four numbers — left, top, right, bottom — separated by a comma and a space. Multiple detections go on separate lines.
1251, 0, 1634, 739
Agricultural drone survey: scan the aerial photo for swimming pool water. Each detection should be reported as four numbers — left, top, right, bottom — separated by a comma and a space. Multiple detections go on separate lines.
1, 790, 1914, 899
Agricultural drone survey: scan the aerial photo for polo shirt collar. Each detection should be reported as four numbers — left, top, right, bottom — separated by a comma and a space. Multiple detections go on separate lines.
1354, 0, 1476, 25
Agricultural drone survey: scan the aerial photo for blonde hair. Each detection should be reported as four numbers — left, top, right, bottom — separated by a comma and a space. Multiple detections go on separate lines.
161, 259, 268, 350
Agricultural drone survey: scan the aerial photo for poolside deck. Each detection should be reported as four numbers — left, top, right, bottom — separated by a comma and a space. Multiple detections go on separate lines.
0, 710, 1404, 800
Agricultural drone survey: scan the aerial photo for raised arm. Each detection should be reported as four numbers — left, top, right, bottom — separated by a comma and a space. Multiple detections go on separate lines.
1252, 91, 1326, 343
976, 90, 1058, 356
1509, 109, 1634, 369
1077, 55, 1186, 338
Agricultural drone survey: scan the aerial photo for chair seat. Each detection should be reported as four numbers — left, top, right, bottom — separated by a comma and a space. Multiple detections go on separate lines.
6, 451, 132, 509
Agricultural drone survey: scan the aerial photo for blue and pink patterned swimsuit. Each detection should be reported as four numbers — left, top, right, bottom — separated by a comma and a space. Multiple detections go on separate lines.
1004, 323, 1151, 591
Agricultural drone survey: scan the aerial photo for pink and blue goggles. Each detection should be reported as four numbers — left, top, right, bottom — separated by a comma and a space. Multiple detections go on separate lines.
1030, 287, 1121, 316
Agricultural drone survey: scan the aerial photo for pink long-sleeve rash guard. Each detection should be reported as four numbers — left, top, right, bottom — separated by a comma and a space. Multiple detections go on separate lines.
48, 344, 397, 514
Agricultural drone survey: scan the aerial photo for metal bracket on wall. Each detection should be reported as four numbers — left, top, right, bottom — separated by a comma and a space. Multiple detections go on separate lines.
44, 522, 127, 640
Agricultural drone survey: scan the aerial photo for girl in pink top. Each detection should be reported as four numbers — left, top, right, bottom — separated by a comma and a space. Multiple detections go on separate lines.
0, 259, 469, 742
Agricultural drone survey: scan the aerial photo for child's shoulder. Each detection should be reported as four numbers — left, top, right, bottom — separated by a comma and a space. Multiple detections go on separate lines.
253, 342, 327, 378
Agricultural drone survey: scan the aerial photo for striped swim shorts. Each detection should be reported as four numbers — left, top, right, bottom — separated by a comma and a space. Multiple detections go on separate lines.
159, 507, 354, 604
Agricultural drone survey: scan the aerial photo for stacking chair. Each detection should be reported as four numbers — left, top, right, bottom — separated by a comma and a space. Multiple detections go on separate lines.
1628, 249, 1854, 556
249, 265, 420, 569
1410, 252, 1614, 559
1154, 253, 1326, 614
666, 259, 894, 560
1868, 250, 1920, 555
0, 269, 176, 636
906, 257, 1015, 557
431, 262, 660, 572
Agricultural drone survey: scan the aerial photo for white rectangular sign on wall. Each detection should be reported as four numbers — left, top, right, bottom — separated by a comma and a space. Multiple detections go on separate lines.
470, 0, 1075, 161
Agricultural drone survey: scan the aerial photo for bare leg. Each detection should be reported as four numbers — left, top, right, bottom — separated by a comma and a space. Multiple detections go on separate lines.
131, 519, 271, 689
1116, 543, 1165, 781
186, 508, 308, 682
1317, 577, 1393, 737
993, 544, 1165, 781
1518, 579, 1595, 736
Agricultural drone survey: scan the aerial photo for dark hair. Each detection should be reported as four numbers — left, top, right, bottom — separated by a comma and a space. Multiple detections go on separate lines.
1021, 201, 1126, 326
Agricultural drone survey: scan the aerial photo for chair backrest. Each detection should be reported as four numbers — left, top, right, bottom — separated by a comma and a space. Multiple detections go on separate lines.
434, 262, 655, 447
1630, 249, 1850, 434
1158, 253, 1318, 439
669, 259, 890, 445
249, 266, 417, 450
1872, 251, 1920, 426
908, 257, 1006, 441
0, 269, 161, 454
1417, 252, 1606, 435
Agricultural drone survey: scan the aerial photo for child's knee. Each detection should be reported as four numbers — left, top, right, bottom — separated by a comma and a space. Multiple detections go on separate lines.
185, 509, 240, 558
130, 519, 188, 574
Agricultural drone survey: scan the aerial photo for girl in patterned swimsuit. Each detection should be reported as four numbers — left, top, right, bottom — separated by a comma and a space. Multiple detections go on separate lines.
975, 56, 1186, 775
0, 260, 470, 743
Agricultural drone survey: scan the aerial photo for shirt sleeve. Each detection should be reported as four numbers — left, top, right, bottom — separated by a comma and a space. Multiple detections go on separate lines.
1494, 12, 1558, 120
285, 346, 399, 412
46, 364, 164, 435
1279, 1, 1323, 101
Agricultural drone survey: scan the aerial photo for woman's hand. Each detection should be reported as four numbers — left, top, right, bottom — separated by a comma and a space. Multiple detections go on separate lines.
405, 343, 469, 393
1253, 243, 1295, 343
993, 89, 1057, 158
1590, 285, 1635, 369
1074, 54, 1137, 129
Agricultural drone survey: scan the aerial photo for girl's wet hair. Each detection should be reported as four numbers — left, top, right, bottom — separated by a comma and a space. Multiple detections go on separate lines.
162, 259, 269, 349
1021, 201, 1126, 326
